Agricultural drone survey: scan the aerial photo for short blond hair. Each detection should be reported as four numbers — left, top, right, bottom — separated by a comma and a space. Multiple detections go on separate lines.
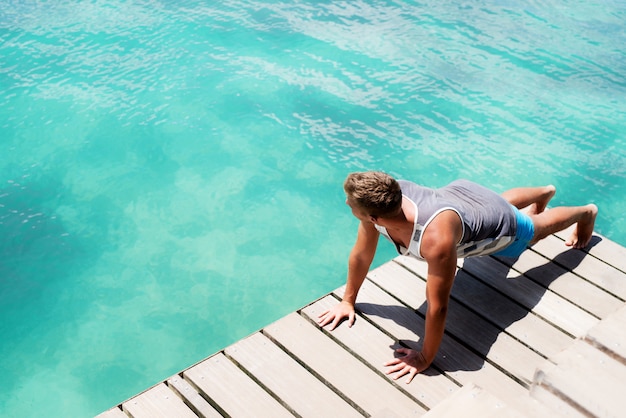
344, 171, 402, 218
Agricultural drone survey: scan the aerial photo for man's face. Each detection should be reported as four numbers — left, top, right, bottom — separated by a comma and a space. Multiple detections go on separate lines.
346, 197, 372, 223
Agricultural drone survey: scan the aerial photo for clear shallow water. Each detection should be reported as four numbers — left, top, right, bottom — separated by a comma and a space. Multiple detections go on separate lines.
1, 1, 625, 416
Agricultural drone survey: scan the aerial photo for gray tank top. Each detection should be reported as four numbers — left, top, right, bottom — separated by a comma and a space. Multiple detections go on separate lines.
375, 179, 517, 259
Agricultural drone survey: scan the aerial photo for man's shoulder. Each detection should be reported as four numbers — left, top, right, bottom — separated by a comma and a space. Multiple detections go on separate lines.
422, 210, 463, 254
397, 179, 428, 194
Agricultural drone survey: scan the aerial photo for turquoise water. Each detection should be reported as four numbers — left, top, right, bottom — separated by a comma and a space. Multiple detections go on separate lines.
1, 1, 625, 416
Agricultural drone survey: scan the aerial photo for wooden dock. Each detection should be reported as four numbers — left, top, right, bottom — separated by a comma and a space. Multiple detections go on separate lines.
97, 225, 626, 417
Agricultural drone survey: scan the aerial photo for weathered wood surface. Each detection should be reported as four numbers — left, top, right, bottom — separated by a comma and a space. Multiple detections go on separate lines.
97, 231, 626, 417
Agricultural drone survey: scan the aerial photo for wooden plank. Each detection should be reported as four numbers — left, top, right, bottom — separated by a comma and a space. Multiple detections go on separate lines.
332, 278, 535, 414
95, 229, 626, 418
500, 248, 623, 319
166, 374, 222, 418
94, 407, 128, 418
264, 311, 426, 416
459, 256, 599, 337
532, 340, 626, 417
395, 256, 573, 359
422, 383, 525, 418
225, 332, 362, 418
368, 260, 545, 385
584, 304, 626, 363
183, 352, 292, 418
122, 383, 197, 418
555, 225, 626, 273
531, 235, 626, 300
528, 384, 587, 418
301, 295, 461, 409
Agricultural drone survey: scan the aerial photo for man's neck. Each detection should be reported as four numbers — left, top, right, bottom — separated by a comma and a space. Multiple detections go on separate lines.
377, 197, 414, 230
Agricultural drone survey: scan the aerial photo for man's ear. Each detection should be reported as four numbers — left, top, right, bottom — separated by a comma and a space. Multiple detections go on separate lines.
369, 215, 378, 224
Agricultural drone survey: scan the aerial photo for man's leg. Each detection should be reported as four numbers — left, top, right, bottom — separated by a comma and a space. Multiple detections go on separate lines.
501, 185, 556, 214
530, 204, 598, 249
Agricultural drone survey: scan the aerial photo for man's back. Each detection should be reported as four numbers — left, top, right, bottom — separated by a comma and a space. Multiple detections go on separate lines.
396, 179, 517, 258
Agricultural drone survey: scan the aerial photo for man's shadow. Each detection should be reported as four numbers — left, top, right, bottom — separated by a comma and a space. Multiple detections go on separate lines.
355, 236, 601, 375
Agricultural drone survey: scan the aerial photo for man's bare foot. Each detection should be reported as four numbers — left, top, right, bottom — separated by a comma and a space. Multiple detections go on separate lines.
565, 204, 598, 249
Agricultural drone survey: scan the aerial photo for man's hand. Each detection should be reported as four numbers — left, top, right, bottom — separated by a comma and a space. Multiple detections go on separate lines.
317, 301, 356, 330
384, 348, 430, 384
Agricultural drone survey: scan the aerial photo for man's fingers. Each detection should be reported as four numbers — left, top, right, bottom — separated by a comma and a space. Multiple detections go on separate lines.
317, 306, 356, 331
390, 365, 410, 380
385, 357, 418, 383
317, 309, 330, 319
317, 314, 330, 327
385, 362, 405, 375
384, 349, 422, 384
405, 370, 417, 384
384, 358, 401, 367
328, 316, 342, 331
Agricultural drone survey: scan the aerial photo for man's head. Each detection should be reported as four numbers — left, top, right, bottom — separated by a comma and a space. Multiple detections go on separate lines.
344, 171, 403, 220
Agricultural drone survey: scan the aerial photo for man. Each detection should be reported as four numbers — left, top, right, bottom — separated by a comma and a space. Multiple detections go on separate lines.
318, 171, 598, 383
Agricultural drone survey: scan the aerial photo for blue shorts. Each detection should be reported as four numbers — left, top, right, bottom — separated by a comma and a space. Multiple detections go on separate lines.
493, 206, 535, 258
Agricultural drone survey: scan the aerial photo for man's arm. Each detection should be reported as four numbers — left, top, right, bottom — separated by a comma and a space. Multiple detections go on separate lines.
420, 216, 459, 365
385, 210, 461, 382
318, 220, 379, 330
